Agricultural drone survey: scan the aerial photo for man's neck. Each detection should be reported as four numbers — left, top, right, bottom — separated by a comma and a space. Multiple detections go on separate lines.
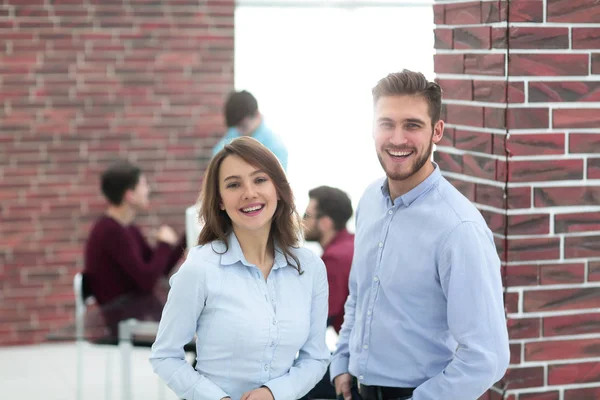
106, 205, 136, 226
319, 229, 338, 250
388, 161, 435, 201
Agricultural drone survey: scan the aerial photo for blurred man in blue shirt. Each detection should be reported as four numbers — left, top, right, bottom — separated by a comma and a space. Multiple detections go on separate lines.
330, 70, 509, 400
212, 90, 288, 171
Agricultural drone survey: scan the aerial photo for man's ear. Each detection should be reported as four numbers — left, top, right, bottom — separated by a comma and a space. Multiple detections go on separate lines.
318, 215, 334, 233
432, 119, 445, 144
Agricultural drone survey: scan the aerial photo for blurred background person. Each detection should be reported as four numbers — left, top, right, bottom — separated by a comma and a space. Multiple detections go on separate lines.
83, 160, 186, 337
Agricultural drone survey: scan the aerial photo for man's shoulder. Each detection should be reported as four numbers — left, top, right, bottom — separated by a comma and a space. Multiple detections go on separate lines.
433, 177, 489, 227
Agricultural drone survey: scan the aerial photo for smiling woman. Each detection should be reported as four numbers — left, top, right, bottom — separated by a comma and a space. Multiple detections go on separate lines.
150, 137, 331, 400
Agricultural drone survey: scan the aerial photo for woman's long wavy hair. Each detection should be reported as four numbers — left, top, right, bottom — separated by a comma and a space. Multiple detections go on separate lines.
197, 136, 303, 273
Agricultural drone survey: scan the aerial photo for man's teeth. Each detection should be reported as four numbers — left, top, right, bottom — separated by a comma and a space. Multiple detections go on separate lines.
242, 205, 263, 212
388, 150, 412, 157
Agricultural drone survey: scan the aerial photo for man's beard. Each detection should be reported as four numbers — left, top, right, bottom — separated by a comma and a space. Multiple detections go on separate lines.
377, 139, 433, 182
304, 228, 321, 243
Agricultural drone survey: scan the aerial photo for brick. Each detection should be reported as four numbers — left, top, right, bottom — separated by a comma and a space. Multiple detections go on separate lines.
434, 54, 464, 74
509, 54, 589, 76
463, 154, 497, 180
480, 209, 504, 235
554, 109, 600, 129
526, 338, 600, 361
565, 235, 600, 258
503, 366, 544, 390
505, 264, 539, 286
434, 29, 453, 50
507, 133, 565, 156
593, 54, 600, 75
510, 159, 582, 183
436, 79, 472, 100
434, 151, 463, 175
565, 387, 600, 400
454, 27, 491, 50
549, 362, 600, 385
446, 104, 484, 127
505, 292, 520, 314
473, 80, 507, 103
481, 1, 506, 23
507, 108, 549, 129
590, 261, 600, 281
444, 2, 481, 25
454, 130, 492, 153
508, 317, 541, 339
433, 3, 445, 24
530, 82, 600, 103
520, 392, 559, 400
544, 313, 600, 336
475, 183, 505, 209
491, 27, 507, 49
503, 187, 528, 211
548, 0, 600, 23
573, 28, 600, 49
508, 82, 526, 103
569, 133, 600, 154
508, 214, 550, 235
509, 0, 544, 22
555, 212, 600, 233
525, 287, 600, 312
464, 54, 505, 76
510, 343, 522, 364
589, 158, 600, 179
509, 27, 569, 49
508, 237, 560, 262
484, 107, 506, 130
535, 186, 600, 207
540, 263, 586, 285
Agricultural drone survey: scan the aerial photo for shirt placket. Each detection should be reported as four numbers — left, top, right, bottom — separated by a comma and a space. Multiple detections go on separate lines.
358, 201, 397, 381
254, 267, 278, 382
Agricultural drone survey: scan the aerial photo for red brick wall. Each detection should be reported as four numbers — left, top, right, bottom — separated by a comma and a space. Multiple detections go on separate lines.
434, 0, 600, 398
0, 0, 234, 345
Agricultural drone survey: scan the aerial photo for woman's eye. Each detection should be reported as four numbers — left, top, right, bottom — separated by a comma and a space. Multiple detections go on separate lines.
255, 177, 268, 184
226, 182, 239, 189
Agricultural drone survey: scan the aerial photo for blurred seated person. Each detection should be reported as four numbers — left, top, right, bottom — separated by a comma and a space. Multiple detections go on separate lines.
83, 160, 186, 337
186, 90, 289, 249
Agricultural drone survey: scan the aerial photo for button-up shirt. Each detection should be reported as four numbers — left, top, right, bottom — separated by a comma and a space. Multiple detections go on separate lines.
330, 164, 509, 400
150, 233, 330, 400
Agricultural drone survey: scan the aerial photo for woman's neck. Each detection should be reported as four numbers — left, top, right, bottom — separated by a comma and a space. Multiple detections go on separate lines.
234, 226, 274, 279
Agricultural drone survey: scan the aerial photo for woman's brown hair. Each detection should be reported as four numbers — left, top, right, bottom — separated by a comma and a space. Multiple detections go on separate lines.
197, 136, 303, 273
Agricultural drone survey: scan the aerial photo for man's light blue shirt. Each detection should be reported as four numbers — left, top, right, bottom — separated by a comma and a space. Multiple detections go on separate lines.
212, 121, 288, 171
150, 233, 330, 400
330, 164, 510, 400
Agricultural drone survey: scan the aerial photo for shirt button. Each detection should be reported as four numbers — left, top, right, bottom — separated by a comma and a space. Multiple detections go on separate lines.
388, 210, 393, 215
378, 242, 383, 248
367, 310, 372, 316
363, 344, 369, 350
270, 341, 275, 347
373, 276, 379, 282
273, 319, 277, 325
264, 364, 269, 371
358, 375, 364, 380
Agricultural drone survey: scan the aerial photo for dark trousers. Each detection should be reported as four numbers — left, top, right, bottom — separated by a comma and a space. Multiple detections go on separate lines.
358, 384, 415, 400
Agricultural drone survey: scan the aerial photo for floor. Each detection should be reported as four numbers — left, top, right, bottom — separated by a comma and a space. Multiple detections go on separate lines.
0, 342, 180, 400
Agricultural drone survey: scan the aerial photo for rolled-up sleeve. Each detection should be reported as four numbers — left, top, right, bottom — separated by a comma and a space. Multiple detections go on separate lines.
263, 257, 331, 400
149, 248, 229, 400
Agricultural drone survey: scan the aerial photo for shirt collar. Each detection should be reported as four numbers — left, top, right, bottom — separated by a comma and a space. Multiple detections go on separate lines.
217, 231, 289, 270
380, 162, 441, 207
323, 228, 353, 253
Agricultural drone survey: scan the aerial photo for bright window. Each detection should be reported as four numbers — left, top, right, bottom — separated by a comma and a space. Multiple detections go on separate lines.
235, 4, 434, 233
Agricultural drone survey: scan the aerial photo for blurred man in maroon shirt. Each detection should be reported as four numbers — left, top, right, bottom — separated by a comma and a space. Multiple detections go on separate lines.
304, 186, 354, 333
83, 160, 185, 336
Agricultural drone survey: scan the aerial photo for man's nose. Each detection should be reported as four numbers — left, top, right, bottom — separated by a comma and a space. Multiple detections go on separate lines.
389, 128, 408, 145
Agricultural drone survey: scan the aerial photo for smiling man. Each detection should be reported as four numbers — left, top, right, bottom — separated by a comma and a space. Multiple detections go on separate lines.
330, 70, 509, 400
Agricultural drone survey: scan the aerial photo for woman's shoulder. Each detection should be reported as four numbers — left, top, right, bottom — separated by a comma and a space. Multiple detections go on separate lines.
176, 242, 224, 275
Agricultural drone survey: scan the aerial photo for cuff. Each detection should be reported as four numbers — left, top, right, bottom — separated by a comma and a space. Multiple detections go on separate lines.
329, 354, 350, 385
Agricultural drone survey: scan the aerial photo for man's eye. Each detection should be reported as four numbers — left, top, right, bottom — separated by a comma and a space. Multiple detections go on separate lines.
407, 123, 420, 129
